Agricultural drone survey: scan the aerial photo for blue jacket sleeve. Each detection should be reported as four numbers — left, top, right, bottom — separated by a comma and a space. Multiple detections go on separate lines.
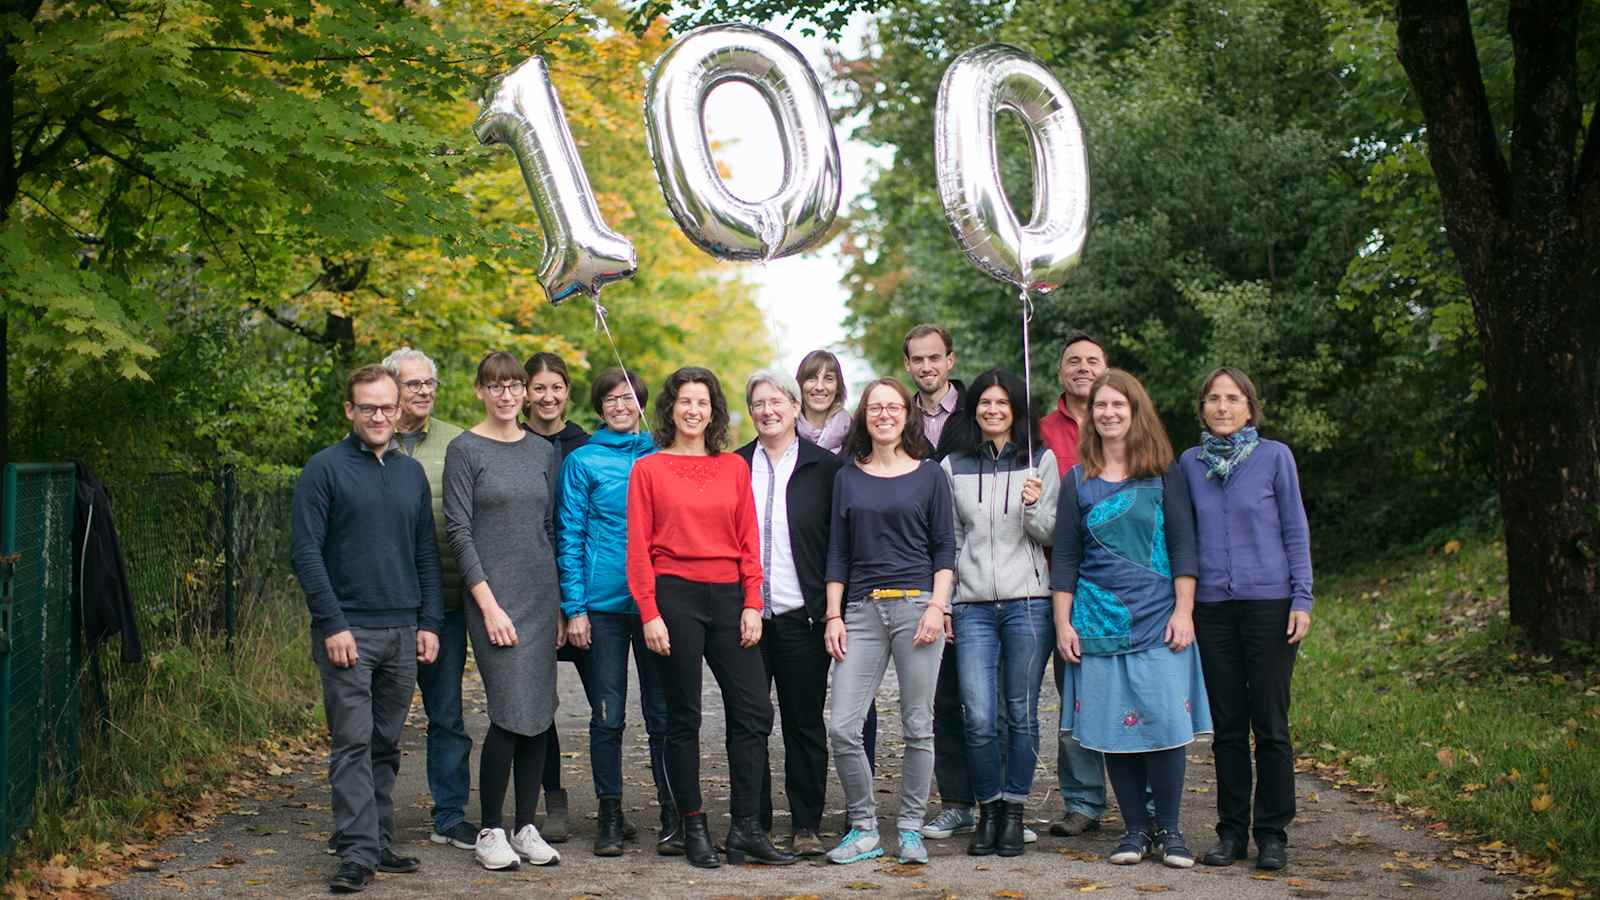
1273, 445, 1315, 612
414, 473, 444, 634
1162, 463, 1199, 579
927, 462, 957, 573
1049, 467, 1083, 593
290, 457, 348, 638
556, 451, 592, 618
824, 468, 851, 586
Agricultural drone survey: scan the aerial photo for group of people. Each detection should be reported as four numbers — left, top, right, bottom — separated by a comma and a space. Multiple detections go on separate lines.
290, 325, 1314, 894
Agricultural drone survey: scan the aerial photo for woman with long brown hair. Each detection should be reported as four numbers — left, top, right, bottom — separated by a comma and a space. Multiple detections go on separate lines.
1051, 369, 1211, 870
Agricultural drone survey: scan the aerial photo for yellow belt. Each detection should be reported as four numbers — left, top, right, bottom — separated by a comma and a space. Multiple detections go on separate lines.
869, 589, 924, 600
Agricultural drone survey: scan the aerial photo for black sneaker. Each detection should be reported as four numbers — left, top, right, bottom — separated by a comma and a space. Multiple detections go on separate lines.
431, 820, 479, 850
1155, 829, 1195, 868
1108, 830, 1153, 865
329, 861, 373, 893
376, 846, 421, 873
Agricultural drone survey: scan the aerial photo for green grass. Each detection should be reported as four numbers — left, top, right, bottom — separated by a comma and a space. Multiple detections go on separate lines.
5, 590, 321, 877
1294, 536, 1600, 890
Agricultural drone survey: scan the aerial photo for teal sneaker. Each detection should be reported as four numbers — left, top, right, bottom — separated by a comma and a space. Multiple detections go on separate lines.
897, 830, 929, 864
826, 827, 884, 864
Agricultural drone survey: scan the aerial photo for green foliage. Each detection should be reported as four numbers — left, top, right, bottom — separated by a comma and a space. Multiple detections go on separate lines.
1297, 536, 1600, 887
6, 1, 772, 472
827, 0, 1496, 561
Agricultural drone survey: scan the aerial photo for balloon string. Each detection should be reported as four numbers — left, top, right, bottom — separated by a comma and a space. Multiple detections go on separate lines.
1019, 286, 1035, 474
591, 296, 644, 423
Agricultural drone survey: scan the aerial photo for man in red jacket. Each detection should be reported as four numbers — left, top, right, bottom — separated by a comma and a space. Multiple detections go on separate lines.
1038, 333, 1109, 475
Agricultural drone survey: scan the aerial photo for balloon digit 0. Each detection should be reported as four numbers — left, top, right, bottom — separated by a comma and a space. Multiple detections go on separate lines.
935, 44, 1091, 293
645, 23, 842, 262
476, 56, 637, 305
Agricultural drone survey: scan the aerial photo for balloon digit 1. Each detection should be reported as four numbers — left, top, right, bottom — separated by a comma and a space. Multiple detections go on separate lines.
934, 44, 1090, 294
475, 56, 637, 305
645, 23, 842, 262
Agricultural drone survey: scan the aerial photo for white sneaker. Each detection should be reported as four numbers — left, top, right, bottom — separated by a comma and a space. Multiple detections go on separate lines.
509, 824, 560, 866
474, 827, 521, 870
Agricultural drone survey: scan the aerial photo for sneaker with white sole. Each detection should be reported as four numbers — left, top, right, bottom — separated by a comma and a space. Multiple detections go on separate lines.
509, 824, 560, 866
921, 806, 976, 839
430, 820, 479, 850
897, 830, 929, 864
474, 827, 521, 871
1023, 826, 1037, 844
826, 827, 884, 864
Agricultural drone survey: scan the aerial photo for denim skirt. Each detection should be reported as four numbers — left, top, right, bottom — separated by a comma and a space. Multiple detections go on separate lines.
1059, 642, 1213, 753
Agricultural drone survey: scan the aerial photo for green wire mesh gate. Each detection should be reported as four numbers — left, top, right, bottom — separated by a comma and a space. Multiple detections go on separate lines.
0, 464, 79, 855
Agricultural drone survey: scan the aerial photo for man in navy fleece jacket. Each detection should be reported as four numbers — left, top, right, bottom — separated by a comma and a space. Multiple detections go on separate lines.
291, 364, 442, 893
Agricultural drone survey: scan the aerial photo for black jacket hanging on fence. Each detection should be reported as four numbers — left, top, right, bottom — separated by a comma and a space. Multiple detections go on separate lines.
72, 462, 143, 664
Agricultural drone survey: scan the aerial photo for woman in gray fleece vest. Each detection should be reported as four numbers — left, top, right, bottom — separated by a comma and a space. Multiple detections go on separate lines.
939, 369, 1060, 858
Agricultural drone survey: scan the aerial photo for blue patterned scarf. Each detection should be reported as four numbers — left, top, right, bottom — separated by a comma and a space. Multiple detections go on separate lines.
1199, 425, 1260, 481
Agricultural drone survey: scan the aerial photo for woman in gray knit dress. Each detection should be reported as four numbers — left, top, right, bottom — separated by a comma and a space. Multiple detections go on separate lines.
444, 352, 564, 871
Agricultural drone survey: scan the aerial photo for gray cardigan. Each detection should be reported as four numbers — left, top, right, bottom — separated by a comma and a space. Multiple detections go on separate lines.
941, 442, 1059, 604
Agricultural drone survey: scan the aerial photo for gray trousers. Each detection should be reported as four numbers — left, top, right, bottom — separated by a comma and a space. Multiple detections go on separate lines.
827, 598, 944, 833
313, 625, 417, 869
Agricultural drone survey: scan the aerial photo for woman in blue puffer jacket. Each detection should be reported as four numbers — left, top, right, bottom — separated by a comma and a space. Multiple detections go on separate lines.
556, 367, 672, 857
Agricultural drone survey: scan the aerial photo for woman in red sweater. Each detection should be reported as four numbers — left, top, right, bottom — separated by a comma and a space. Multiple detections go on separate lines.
626, 367, 794, 869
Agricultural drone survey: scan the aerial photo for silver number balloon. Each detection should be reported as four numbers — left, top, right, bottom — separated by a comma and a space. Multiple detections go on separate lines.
476, 56, 637, 305
644, 24, 842, 261
935, 44, 1091, 293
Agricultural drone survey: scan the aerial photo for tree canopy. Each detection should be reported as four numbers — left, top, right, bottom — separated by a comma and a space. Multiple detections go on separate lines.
3, 0, 771, 473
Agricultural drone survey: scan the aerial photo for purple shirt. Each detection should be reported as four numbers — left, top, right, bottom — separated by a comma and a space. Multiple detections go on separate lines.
918, 383, 960, 449
1179, 439, 1314, 612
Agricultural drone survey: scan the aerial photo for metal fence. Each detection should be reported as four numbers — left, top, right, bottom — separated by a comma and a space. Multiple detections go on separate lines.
114, 466, 298, 646
0, 463, 299, 856
0, 464, 79, 854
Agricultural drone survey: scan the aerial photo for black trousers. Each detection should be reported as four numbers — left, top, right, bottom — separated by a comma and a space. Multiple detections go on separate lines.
932, 649, 973, 807
757, 608, 831, 832
1194, 598, 1299, 844
654, 575, 774, 818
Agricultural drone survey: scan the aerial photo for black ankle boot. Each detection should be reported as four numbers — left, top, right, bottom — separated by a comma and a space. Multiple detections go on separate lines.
594, 797, 625, 857
968, 800, 1001, 856
656, 807, 684, 856
682, 812, 720, 868
997, 801, 1026, 857
724, 816, 798, 866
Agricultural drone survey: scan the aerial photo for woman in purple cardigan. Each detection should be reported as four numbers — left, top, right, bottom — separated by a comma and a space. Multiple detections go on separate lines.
1179, 368, 1312, 874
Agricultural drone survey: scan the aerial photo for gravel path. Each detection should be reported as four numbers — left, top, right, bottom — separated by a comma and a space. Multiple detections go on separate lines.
109, 654, 1524, 899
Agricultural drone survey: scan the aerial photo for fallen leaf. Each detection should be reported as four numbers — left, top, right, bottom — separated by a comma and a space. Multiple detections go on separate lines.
1530, 794, 1555, 813
993, 892, 1026, 899
844, 882, 882, 891
1134, 887, 1173, 894
1435, 748, 1456, 768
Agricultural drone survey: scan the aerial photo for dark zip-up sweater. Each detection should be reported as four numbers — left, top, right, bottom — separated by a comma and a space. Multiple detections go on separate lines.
736, 435, 843, 623
291, 433, 444, 639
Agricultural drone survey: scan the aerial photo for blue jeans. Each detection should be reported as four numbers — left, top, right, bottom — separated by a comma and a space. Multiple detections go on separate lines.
1055, 653, 1109, 818
574, 612, 670, 804
416, 607, 471, 832
953, 599, 1054, 804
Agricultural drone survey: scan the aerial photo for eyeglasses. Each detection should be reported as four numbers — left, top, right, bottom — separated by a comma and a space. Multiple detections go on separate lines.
483, 381, 527, 397
401, 378, 438, 394
865, 403, 907, 417
750, 399, 792, 413
354, 404, 400, 420
601, 394, 636, 410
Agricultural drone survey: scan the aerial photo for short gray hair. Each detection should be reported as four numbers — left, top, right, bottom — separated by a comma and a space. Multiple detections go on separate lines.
382, 347, 437, 380
745, 369, 801, 408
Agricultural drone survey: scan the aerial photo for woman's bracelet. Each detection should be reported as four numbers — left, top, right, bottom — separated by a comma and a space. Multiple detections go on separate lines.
824, 614, 842, 622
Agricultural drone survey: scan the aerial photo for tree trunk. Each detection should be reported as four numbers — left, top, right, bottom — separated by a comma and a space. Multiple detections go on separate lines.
1396, 0, 1600, 651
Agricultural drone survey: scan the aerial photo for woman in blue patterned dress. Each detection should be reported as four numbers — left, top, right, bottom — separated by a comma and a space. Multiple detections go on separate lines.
1050, 369, 1211, 869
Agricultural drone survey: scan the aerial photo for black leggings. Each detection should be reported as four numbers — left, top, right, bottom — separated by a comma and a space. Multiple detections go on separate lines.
1105, 747, 1186, 834
481, 722, 552, 831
